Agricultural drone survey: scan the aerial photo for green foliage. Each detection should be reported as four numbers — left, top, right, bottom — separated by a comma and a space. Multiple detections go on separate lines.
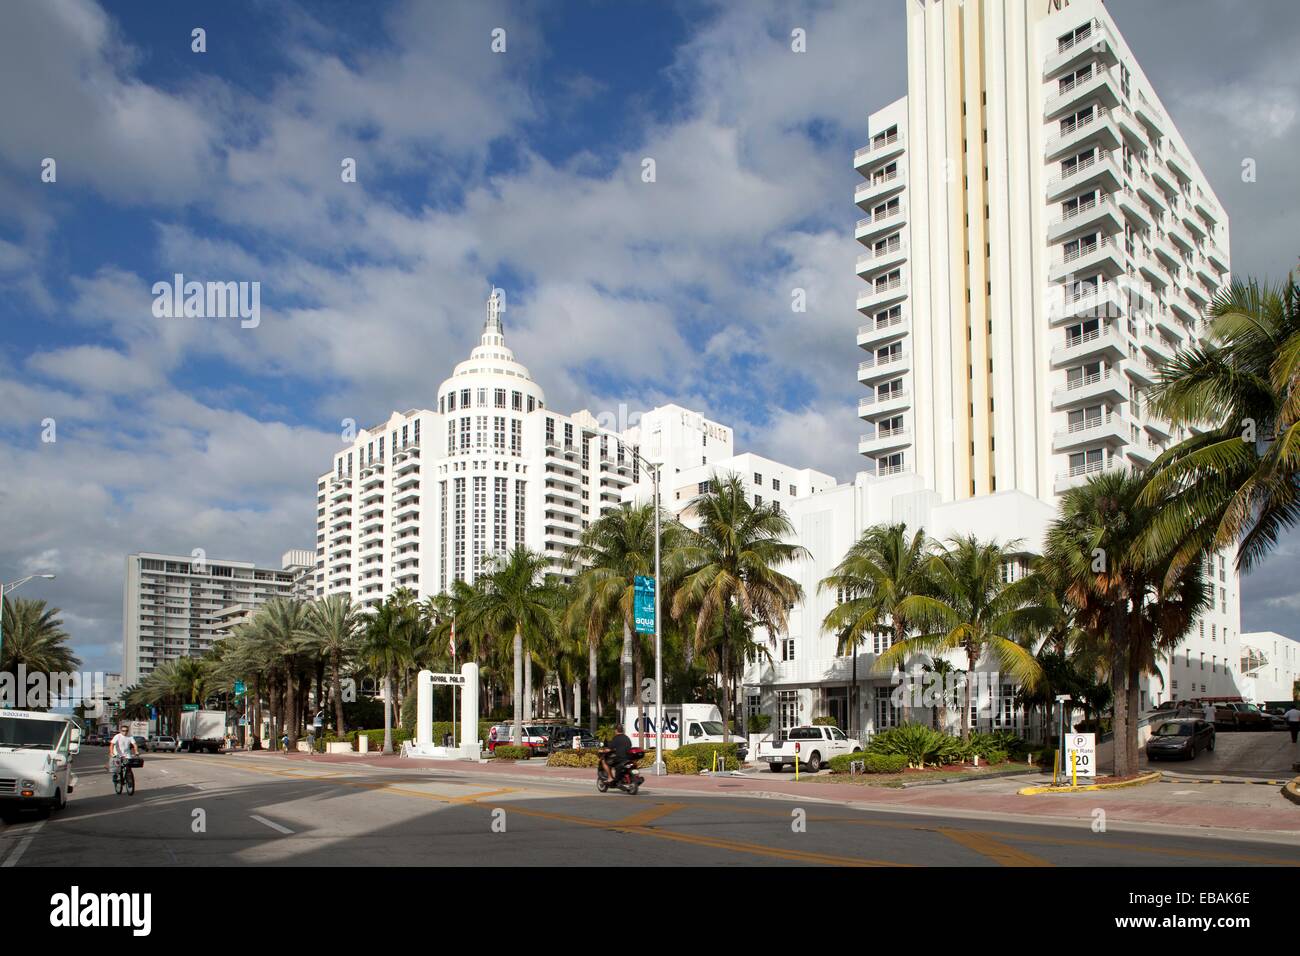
665, 752, 700, 774
673, 742, 742, 771
492, 745, 531, 760
342, 698, 385, 730
983, 748, 1008, 764
748, 713, 772, 733
812, 715, 838, 726
349, 728, 411, 751
968, 730, 1024, 758
828, 751, 907, 774
867, 723, 949, 767
547, 749, 603, 768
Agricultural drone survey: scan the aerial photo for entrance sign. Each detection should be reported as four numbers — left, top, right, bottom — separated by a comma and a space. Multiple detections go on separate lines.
428, 673, 466, 686
634, 576, 656, 634
1066, 732, 1096, 778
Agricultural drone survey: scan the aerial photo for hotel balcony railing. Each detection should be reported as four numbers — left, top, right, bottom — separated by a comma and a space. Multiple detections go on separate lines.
853, 129, 903, 165
1047, 149, 1116, 189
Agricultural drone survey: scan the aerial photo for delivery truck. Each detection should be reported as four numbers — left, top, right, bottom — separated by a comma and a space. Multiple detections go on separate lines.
0, 709, 82, 823
179, 709, 227, 753
622, 703, 748, 760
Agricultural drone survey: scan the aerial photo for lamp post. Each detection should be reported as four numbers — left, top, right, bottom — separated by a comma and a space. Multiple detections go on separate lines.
0, 573, 57, 666
627, 446, 665, 776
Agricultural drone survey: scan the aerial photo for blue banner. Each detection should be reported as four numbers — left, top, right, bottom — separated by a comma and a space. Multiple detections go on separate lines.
634, 575, 656, 634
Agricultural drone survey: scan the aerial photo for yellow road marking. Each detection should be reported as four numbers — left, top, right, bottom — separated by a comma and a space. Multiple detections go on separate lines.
936, 828, 1054, 867
612, 802, 687, 829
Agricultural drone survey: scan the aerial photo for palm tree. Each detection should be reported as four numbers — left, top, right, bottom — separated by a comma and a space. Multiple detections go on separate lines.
566, 503, 673, 731
259, 598, 314, 751
461, 547, 556, 747
1043, 470, 1211, 775
307, 595, 364, 740
820, 523, 933, 734
673, 474, 808, 743
360, 594, 418, 754
876, 535, 1045, 738
1140, 278, 1300, 575
1, 597, 80, 678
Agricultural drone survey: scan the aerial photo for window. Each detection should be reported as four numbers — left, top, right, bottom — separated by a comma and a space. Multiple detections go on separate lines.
875, 686, 899, 731
512, 391, 522, 411
545, 417, 555, 442
495, 388, 506, 409
510, 419, 521, 453
778, 691, 799, 732
754, 473, 763, 486
781, 637, 795, 662
772, 479, 781, 492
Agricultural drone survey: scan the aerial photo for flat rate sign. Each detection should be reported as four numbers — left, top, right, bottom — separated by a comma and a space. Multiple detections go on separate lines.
634, 575, 655, 634
1066, 732, 1096, 778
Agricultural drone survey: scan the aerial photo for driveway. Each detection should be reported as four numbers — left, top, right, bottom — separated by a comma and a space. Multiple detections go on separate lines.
1146, 728, 1299, 780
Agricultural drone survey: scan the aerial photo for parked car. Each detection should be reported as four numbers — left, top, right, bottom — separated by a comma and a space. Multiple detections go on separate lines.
757, 725, 860, 773
1211, 702, 1271, 731
84, 734, 101, 747
1146, 719, 1215, 760
549, 726, 604, 750
148, 735, 179, 752
486, 723, 548, 754
132, 735, 149, 752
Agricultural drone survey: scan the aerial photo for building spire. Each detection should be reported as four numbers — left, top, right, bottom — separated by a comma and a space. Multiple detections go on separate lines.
483, 287, 505, 344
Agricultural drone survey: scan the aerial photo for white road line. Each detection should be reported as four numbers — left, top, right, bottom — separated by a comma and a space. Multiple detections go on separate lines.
250, 815, 294, 835
1, 820, 45, 868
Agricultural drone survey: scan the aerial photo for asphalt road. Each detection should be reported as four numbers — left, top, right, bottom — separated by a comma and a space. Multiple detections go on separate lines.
1, 750, 1296, 867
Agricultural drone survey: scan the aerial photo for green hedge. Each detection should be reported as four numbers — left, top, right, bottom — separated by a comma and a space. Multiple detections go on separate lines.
547, 749, 603, 768
828, 752, 907, 774
349, 728, 412, 752
673, 742, 743, 771
493, 745, 531, 761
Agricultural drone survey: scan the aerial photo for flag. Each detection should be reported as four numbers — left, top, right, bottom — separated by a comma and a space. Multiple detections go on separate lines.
449, 616, 456, 660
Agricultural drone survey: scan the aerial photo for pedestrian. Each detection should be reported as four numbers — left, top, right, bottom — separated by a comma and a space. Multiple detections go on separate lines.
281, 732, 289, 753
1285, 703, 1300, 745
306, 729, 315, 754
1202, 700, 1215, 724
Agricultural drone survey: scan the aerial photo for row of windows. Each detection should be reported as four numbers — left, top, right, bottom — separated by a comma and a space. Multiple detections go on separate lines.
441, 388, 538, 414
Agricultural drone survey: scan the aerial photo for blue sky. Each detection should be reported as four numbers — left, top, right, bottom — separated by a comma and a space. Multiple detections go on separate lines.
1, 0, 1298, 673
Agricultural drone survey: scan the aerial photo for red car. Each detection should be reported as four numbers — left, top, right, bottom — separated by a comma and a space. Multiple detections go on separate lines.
486, 723, 550, 754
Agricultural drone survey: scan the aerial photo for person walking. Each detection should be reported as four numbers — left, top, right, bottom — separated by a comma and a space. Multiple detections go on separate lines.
1284, 703, 1300, 745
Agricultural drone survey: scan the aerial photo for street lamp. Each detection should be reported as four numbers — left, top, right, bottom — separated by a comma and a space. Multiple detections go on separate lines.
0, 573, 57, 664
626, 446, 666, 776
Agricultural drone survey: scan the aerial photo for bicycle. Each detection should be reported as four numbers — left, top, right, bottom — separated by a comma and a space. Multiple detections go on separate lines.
111, 756, 136, 796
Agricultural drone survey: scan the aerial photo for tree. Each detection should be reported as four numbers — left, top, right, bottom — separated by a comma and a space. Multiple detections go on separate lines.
567, 503, 675, 731
307, 595, 364, 740
462, 547, 557, 747
1043, 470, 1211, 775
821, 523, 933, 734
875, 535, 1045, 738
1, 597, 80, 679
673, 474, 808, 743
359, 594, 418, 754
1141, 278, 1300, 575
259, 598, 315, 750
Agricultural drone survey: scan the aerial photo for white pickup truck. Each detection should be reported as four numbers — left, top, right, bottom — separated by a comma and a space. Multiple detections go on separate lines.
0, 709, 82, 823
757, 725, 861, 773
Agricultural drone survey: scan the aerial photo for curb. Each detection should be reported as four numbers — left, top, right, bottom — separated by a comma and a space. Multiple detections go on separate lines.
1159, 775, 1292, 786
1283, 777, 1300, 807
1017, 771, 1161, 795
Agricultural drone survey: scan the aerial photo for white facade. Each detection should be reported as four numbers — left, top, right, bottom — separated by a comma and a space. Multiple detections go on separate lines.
841, 0, 1240, 724
316, 293, 641, 608
122, 552, 308, 685
1239, 631, 1300, 705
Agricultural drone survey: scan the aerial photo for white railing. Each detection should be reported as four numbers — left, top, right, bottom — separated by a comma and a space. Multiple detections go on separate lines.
1066, 413, 1115, 434
1048, 149, 1113, 187
1062, 460, 1108, 480
1056, 19, 1098, 55
1063, 370, 1112, 392
1058, 236, 1117, 267
1045, 107, 1110, 154
856, 202, 906, 230
855, 129, 901, 163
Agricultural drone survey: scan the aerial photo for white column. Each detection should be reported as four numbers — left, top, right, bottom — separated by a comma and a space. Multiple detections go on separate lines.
460, 662, 480, 750
416, 669, 433, 747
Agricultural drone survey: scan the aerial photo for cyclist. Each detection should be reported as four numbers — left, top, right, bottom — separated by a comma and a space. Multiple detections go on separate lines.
108, 722, 139, 785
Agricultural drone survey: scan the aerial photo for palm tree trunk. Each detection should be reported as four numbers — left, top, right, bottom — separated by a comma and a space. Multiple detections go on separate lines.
284, 666, 298, 750
332, 650, 346, 739
620, 619, 634, 727
1110, 604, 1130, 777
382, 671, 393, 754
513, 627, 524, 746
721, 611, 731, 744
524, 644, 533, 723
587, 637, 597, 734
850, 646, 858, 738
962, 650, 977, 739
1126, 658, 1142, 775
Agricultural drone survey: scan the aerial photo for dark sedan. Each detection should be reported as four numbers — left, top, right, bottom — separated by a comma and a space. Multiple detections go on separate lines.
1145, 719, 1215, 761
547, 726, 604, 751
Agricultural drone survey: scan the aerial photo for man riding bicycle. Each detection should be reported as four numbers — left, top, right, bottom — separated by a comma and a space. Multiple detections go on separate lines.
108, 723, 139, 783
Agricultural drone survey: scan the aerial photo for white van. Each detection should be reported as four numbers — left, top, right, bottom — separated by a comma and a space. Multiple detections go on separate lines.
0, 709, 81, 823
624, 704, 748, 759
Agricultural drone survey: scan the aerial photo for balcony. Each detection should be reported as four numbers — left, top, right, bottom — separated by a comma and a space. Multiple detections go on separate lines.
855, 202, 908, 243
1052, 282, 1125, 325
1049, 237, 1123, 283
1115, 188, 1153, 231
1052, 370, 1124, 409
1043, 67, 1118, 120
1193, 253, 1218, 287
1052, 414, 1128, 453
1134, 90, 1166, 134
858, 426, 911, 456
1194, 189, 1220, 225
859, 388, 911, 417
1166, 219, 1193, 253
1132, 168, 1167, 210
856, 239, 908, 277
1140, 330, 1175, 366
1054, 458, 1122, 495
1113, 102, 1147, 148
1126, 437, 1159, 466
1043, 18, 1117, 78
1044, 107, 1119, 161
1185, 282, 1211, 308
1205, 240, 1229, 273
1152, 231, 1179, 269
857, 313, 908, 348
1050, 324, 1125, 367
856, 273, 908, 312
1168, 294, 1199, 327
1166, 145, 1193, 183
1138, 252, 1171, 290
329, 479, 352, 502
858, 349, 910, 384
1046, 193, 1121, 244
1150, 162, 1178, 198
1046, 150, 1121, 201
1123, 353, 1158, 386
854, 169, 906, 207
1145, 415, 1175, 440
853, 130, 905, 172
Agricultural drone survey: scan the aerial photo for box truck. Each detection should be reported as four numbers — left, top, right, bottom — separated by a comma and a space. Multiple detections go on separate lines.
179, 710, 227, 753
623, 703, 748, 760
0, 709, 82, 823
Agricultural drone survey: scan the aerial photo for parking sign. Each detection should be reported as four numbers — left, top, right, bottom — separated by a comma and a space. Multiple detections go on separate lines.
1066, 732, 1096, 778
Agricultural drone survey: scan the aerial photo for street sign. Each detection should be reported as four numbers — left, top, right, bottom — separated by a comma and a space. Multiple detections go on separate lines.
239, 717, 248, 726
233, 681, 245, 695
634, 575, 655, 634
182, 704, 199, 712
427, 673, 465, 686
1066, 732, 1096, 778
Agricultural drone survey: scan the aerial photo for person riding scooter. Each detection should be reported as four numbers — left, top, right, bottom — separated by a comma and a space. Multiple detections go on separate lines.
599, 724, 633, 785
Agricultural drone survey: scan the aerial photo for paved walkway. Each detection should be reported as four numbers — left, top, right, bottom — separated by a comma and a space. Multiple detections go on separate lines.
250, 749, 1300, 837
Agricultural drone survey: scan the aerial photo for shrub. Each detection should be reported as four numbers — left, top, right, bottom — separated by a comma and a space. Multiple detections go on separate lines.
969, 730, 1025, 758
812, 715, 838, 726
867, 724, 949, 768
547, 749, 603, 768
674, 742, 742, 771
1032, 746, 1057, 767
493, 745, 531, 760
665, 752, 699, 774
983, 748, 1008, 764
935, 736, 974, 764
748, 713, 772, 733
349, 728, 412, 752
828, 751, 907, 774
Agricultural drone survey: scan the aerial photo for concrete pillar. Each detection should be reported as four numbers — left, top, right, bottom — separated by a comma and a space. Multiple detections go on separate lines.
460, 662, 480, 750
416, 670, 433, 747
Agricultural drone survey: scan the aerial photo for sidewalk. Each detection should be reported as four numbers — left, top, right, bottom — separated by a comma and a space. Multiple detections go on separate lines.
240, 750, 1300, 836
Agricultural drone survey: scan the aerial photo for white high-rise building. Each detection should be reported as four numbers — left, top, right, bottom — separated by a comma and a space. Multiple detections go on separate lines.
315, 292, 642, 607
122, 551, 311, 686
741, 0, 1244, 734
